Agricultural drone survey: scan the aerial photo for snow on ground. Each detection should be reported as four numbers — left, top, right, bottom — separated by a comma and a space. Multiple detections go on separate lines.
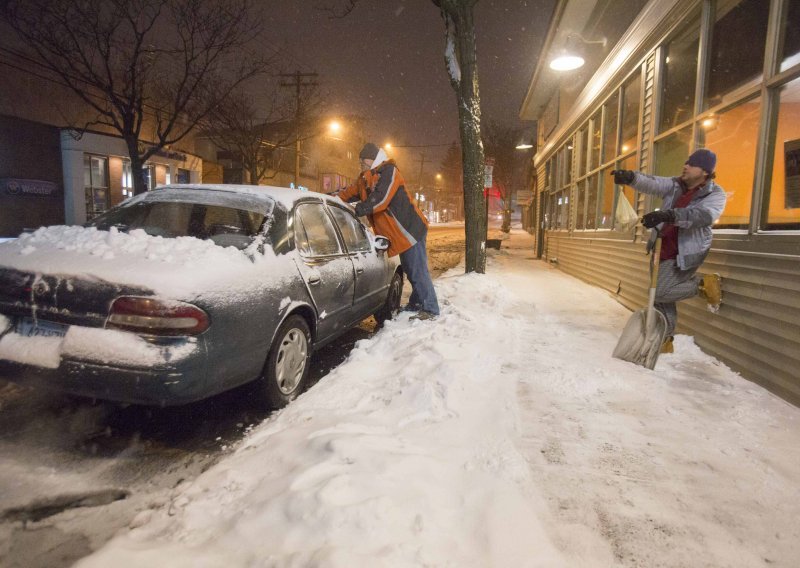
78, 229, 799, 567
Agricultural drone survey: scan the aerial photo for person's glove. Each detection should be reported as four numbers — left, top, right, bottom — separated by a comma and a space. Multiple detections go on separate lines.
354, 202, 368, 217
642, 209, 675, 228
610, 170, 635, 185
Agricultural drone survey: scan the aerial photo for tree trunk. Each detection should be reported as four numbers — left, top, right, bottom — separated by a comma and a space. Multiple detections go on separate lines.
440, 1, 486, 273
127, 139, 149, 196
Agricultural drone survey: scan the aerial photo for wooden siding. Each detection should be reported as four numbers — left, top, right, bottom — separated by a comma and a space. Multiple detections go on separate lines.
545, 233, 800, 405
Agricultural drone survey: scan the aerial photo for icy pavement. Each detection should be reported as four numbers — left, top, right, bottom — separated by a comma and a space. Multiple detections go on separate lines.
78, 230, 800, 567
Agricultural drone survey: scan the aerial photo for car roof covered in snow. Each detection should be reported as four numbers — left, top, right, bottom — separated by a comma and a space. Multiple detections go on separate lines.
148, 184, 344, 212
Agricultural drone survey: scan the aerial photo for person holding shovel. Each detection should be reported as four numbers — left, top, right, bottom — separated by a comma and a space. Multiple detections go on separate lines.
611, 149, 726, 353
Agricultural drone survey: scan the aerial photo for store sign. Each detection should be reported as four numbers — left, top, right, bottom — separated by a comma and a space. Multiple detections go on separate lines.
484, 157, 495, 188
0, 178, 60, 198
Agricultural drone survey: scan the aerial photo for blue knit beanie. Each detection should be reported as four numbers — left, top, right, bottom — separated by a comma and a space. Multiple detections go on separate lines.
686, 149, 717, 174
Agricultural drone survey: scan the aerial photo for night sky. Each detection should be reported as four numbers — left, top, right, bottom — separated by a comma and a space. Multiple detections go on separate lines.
263, 0, 555, 167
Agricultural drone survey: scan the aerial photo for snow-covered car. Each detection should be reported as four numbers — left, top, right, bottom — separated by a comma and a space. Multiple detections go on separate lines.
0, 185, 403, 407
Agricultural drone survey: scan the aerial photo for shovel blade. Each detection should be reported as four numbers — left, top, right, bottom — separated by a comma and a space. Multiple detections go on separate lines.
612, 308, 668, 370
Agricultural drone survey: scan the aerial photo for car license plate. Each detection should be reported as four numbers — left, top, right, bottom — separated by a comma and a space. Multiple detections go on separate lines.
15, 318, 69, 339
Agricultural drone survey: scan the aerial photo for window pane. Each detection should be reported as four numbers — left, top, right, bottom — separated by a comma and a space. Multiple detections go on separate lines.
616, 154, 639, 223
620, 73, 641, 154
575, 182, 585, 229
578, 126, 588, 178
701, 97, 762, 229
780, 0, 800, 72
766, 78, 800, 229
590, 112, 601, 170
564, 142, 574, 185
659, 16, 700, 132
555, 151, 564, 189
585, 175, 599, 229
705, 0, 769, 109
329, 206, 371, 252
654, 125, 692, 177
598, 165, 616, 229
602, 92, 619, 163
557, 190, 569, 229
295, 204, 342, 256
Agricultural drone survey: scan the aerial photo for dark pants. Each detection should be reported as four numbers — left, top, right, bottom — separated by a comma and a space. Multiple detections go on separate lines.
399, 237, 440, 315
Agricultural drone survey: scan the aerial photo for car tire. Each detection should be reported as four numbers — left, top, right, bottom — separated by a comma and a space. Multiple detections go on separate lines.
260, 315, 312, 409
374, 271, 403, 326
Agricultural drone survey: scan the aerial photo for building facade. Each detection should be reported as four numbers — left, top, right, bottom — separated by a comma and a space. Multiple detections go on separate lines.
521, 0, 800, 403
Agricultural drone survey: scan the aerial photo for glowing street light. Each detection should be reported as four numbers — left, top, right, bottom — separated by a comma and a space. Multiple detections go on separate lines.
329, 120, 342, 133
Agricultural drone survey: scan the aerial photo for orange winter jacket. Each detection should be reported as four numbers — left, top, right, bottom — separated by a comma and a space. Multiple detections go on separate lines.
337, 159, 428, 257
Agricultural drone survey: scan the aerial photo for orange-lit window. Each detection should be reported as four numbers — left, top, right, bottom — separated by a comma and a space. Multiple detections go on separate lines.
598, 165, 615, 229
602, 92, 619, 163
659, 13, 700, 133
779, 0, 800, 72
589, 111, 601, 170
654, 125, 692, 178
578, 126, 588, 178
766, 78, 800, 230
575, 180, 585, 230
613, 154, 639, 231
701, 97, 762, 229
704, 0, 768, 109
620, 73, 641, 154
584, 174, 599, 229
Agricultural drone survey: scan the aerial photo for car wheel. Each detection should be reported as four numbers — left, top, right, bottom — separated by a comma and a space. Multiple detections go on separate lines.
374, 271, 403, 326
261, 315, 311, 409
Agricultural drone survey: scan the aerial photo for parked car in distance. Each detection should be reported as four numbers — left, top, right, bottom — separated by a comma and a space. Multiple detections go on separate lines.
0, 185, 403, 408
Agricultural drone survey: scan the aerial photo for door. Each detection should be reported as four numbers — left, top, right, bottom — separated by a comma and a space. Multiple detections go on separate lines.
293, 203, 356, 341
327, 204, 389, 317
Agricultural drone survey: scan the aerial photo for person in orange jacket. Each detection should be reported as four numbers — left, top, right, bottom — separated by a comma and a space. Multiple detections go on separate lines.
335, 142, 440, 319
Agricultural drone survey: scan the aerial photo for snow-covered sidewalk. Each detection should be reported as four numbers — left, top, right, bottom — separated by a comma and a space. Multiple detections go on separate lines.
79, 230, 800, 568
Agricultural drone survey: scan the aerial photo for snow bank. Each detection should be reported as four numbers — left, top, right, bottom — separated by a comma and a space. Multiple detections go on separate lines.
76, 230, 800, 567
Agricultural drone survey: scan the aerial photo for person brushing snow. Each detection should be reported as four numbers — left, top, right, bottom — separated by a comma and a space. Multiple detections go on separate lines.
335, 142, 439, 320
611, 149, 726, 353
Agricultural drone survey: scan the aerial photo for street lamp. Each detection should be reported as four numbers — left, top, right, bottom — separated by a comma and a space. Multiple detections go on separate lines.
549, 34, 607, 72
329, 120, 341, 133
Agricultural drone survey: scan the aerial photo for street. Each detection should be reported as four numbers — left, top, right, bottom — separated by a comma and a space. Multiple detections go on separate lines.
0, 224, 469, 568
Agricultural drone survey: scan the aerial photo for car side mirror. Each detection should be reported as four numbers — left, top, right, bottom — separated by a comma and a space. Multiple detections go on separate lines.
374, 235, 390, 252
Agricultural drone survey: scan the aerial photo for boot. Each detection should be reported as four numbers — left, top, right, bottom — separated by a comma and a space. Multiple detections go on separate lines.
698, 273, 722, 307
660, 336, 674, 354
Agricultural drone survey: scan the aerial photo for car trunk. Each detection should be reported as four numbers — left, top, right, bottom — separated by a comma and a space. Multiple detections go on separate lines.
0, 267, 153, 329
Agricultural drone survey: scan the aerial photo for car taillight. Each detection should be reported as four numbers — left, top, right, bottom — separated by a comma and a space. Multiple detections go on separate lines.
107, 296, 210, 336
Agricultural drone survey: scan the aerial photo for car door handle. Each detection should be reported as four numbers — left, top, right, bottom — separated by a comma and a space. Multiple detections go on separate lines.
308, 275, 321, 285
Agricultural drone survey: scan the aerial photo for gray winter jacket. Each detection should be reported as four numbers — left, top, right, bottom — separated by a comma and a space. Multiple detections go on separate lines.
631, 172, 727, 270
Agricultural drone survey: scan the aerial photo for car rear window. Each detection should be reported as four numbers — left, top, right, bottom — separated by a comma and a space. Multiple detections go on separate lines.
88, 197, 269, 250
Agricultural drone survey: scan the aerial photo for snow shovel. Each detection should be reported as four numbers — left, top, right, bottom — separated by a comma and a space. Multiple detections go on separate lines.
612, 233, 668, 370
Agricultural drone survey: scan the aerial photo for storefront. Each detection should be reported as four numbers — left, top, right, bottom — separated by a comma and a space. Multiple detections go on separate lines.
0, 116, 65, 237
521, 0, 800, 403
60, 130, 202, 224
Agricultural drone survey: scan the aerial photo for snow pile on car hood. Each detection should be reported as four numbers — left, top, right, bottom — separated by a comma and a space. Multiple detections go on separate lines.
0, 225, 294, 300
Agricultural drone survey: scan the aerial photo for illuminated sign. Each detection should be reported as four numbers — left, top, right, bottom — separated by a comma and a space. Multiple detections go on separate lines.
0, 178, 60, 198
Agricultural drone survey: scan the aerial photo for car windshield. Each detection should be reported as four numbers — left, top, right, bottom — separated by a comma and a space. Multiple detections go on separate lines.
87, 190, 272, 250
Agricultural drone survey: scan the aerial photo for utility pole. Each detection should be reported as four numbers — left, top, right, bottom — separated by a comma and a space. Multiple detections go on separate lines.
280, 71, 319, 187
416, 151, 426, 208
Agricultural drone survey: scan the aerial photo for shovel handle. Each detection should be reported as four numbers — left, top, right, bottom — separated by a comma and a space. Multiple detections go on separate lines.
650, 237, 662, 289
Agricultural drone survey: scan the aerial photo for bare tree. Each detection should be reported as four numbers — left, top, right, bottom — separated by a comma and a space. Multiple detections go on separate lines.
1, 0, 271, 195
202, 82, 324, 186
321, 0, 487, 273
